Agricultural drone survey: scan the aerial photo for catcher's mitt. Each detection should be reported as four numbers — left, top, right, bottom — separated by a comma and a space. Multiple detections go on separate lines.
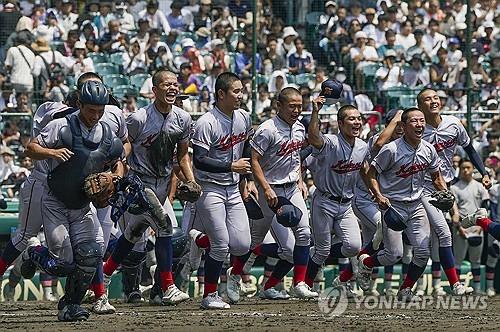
84, 173, 120, 208
176, 180, 202, 202
429, 190, 455, 211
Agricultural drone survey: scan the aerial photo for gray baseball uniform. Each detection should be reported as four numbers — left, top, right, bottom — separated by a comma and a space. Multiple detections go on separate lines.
422, 115, 470, 255
120, 103, 190, 244
352, 134, 381, 247
37, 115, 110, 264
370, 137, 440, 267
192, 107, 253, 262
308, 133, 367, 265
451, 179, 488, 270
250, 116, 309, 263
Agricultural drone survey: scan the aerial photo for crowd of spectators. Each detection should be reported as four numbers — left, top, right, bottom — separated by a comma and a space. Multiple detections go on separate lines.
0, 0, 498, 201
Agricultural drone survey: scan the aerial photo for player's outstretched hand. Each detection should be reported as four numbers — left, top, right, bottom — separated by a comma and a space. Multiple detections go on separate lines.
375, 194, 390, 211
264, 187, 278, 208
312, 96, 325, 113
51, 148, 74, 162
231, 158, 252, 174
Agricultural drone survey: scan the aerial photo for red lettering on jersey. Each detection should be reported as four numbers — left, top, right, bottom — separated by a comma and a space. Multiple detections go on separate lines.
219, 133, 247, 151
433, 137, 458, 153
331, 160, 363, 174
277, 140, 304, 156
141, 133, 159, 148
395, 162, 429, 178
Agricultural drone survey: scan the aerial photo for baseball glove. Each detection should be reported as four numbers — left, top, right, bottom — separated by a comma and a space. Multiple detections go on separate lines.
83, 173, 120, 208
429, 190, 455, 211
176, 180, 202, 202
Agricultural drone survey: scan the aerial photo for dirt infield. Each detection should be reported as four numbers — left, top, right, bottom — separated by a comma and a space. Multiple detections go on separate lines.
1, 296, 499, 332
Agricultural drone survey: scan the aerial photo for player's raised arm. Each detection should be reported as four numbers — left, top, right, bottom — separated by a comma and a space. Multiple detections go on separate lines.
373, 110, 403, 155
308, 96, 326, 149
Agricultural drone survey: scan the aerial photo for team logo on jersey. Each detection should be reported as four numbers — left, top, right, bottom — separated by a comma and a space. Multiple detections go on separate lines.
219, 132, 247, 151
395, 162, 429, 178
433, 137, 457, 152
141, 133, 159, 148
277, 140, 304, 156
331, 160, 362, 174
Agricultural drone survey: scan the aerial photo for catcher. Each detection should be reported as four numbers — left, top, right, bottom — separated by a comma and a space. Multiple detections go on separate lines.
20, 81, 125, 321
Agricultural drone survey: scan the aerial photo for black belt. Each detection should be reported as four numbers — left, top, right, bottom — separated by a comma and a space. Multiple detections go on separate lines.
272, 182, 296, 188
322, 192, 351, 204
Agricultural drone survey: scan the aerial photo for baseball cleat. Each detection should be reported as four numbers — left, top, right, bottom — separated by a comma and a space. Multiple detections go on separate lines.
240, 281, 257, 296
226, 267, 241, 303
82, 290, 96, 303
200, 292, 230, 309
289, 281, 318, 299
162, 284, 190, 305
58, 303, 90, 322
259, 287, 290, 300
397, 287, 421, 303
149, 283, 163, 305
432, 287, 447, 297
487, 288, 496, 297
92, 294, 116, 314
332, 276, 358, 299
43, 286, 59, 302
451, 282, 474, 296
415, 287, 425, 297
125, 291, 144, 303
460, 208, 488, 229
356, 254, 372, 292
20, 247, 37, 280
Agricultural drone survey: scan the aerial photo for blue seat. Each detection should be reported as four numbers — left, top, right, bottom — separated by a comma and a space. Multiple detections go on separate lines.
88, 52, 109, 64
295, 73, 315, 86
94, 63, 119, 75
130, 73, 150, 89
103, 74, 130, 88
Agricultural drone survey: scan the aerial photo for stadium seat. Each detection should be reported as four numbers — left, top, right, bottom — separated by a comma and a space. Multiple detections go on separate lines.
295, 73, 315, 86
88, 52, 109, 64
50, 40, 64, 51
103, 74, 130, 88
112, 85, 136, 100
130, 73, 150, 89
109, 52, 125, 66
137, 97, 150, 108
286, 74, 296, 84
94, 63, 119, 75
256, 74, 269, 85
399, 95, 416, 109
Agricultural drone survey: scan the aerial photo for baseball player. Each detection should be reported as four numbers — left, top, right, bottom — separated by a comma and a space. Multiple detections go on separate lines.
357, 107, 447, 302
418, 88, 487, 295
190, 72, 254, 309
20, 81, 124, 321
102, 69, 192, 305
450, 160, 489, 294
225, 86, 316, 302
304, 96, 368, 296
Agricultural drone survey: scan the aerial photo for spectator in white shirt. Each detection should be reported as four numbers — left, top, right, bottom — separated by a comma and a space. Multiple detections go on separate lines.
123, 40, 148, 75
347, 2, 366, 25
374, 15, 389, 48
255, 83, 271, 118
396, 20, 415, 50
375, 49, 402, 91
402, 53, 430, 88
32, 37, 70, 91
58, 0, 78, 40
115, 2, 135, 33
139, 0, 171, 36
362, 7, 377, 39
4, 31, 35, 94
423, 19, 447, 57
68, 41, 95, 82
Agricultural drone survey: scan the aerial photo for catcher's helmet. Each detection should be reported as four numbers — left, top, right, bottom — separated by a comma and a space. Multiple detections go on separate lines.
270, 196, 302, 228
383, 206, 407, 231
79, 81, 109, 105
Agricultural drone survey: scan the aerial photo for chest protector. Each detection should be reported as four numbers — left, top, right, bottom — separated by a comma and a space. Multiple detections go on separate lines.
47, 115, 124, 209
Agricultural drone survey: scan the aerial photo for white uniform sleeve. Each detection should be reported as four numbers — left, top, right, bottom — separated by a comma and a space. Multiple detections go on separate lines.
456, 118, 471, 147
37, 120, 64, 149
179, 112, 193, 143
311, 134, 334, 158
372, 144, 393, 174
250, 126, 272, 156
126, 112, 144, 143
192, 118, 213, 151
115, 110, 129, 142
